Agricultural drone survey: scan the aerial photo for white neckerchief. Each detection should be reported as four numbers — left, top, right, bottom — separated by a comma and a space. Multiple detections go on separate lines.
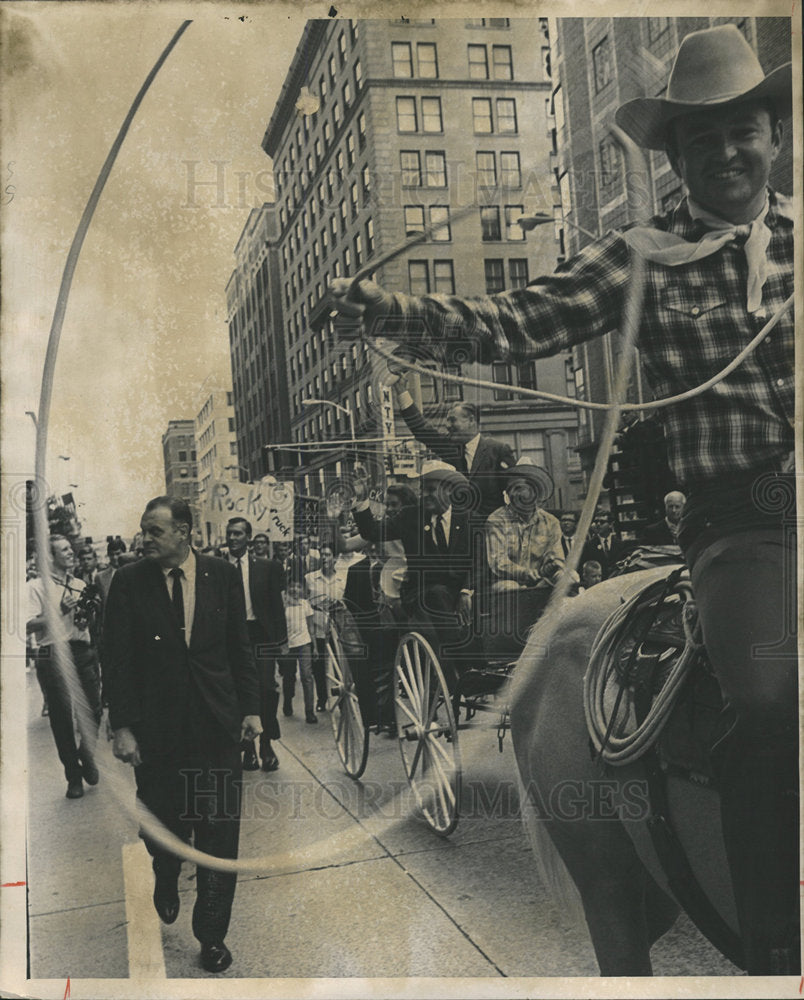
621, 194, 772, 313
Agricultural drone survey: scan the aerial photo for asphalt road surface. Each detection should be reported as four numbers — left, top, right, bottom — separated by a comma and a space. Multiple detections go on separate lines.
19, 666, 740, 992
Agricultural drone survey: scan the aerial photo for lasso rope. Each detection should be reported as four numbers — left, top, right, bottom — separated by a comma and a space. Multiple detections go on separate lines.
365, 294, 793, 413
584, 576, 704, 764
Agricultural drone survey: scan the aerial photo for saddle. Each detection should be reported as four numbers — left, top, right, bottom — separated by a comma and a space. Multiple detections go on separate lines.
585, 558, 730, 783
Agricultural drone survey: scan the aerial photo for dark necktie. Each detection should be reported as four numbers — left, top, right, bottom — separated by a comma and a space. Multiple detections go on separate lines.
169, 567, 185, 632
434, 514, 448, 553
236, 557, 244, 589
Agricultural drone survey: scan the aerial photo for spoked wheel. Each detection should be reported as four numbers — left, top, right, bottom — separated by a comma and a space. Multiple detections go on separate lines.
325, 622, 370, 779
394, 632, 461, 836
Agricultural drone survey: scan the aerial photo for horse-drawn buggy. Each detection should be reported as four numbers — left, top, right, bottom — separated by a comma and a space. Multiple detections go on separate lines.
316, 581, 552, 836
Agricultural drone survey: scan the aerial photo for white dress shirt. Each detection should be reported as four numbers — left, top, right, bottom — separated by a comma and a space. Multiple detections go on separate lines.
161, 549, 196, 646
230, 554, 255, 620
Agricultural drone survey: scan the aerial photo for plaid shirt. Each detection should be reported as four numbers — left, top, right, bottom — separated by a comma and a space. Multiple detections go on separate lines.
485, 505, 564, 587
386, 190, 794, 488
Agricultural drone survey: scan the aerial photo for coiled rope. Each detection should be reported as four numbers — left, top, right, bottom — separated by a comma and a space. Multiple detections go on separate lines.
584, 575, 705, 765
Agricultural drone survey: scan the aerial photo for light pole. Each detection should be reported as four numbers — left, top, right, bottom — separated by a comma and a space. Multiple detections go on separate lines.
301, 398, 356, 442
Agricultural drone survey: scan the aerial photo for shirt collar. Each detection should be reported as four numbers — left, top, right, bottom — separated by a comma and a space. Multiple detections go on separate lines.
161, 548, 195, 580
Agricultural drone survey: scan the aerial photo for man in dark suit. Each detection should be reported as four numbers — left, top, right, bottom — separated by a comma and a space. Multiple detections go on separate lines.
104, 496, 261, 975
639, 490, 686, 546
581, 510, 628, 579
225, 516, 288, 773
353, 461, 476, 676
389, 373, 515, 521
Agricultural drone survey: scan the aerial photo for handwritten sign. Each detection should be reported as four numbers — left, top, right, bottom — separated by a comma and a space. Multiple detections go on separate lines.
202, 479, 295, 542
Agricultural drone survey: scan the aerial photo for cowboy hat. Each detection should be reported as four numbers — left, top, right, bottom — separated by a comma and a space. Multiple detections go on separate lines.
504, 459, 554, 503
419, 460, 468, 491
615, 25, 792, 150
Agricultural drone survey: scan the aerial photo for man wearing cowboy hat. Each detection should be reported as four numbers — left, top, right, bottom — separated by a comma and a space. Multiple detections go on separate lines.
328, 24, 797, 975
485, 460, 564, 593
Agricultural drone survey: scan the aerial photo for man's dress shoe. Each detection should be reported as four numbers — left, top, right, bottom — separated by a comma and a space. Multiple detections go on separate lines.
65, 779, 84, 799
201, 941, 232, 973
242, 745, 260, 771
81, 756, 100, 786
261, 751, 279, 772
153, 878, 180, 924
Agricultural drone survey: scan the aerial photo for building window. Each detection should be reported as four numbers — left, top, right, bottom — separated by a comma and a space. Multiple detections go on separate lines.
333, 100, 341, 128
338, 30, 347, 66
365, 217, 374, 254
504, 205, 525, 240
417, 42, 438, 78
517, 360, 537, 390
429, 205, 451, 241
357, 111, 366, 148
472, 98, 493, 133
592, 37, 613, 93
509, 258, 529, 288
328, 53, 337, 87
424, 151, 447, 187
443, 365, 463, 402
392, 42, 413, 78
361, 164, 371, 199
496, 98, 517, 133
350, 181, 359, 217
343, 81, 352, 108
343, 246, 351, 273
396, 96, 417, 132
476, 151, 497, 188
500, 151, 521, 189
421, 96, 443, 133
354, 234, 363, 266
599, 135, 622, 196
433, 260, 455, 294
404, 205, 425, 236
408, 261, 430, 294
178, 450, 187, 462
484, 259, 505, 293
480, 206, 501, 241
400, 150, 421, 187
492, 362, 513, 401
492, 45, 513, 80
319, 73, 327, 99
541, 47, 551, 79
323, 120, 332, 146
468, 44, 488, 79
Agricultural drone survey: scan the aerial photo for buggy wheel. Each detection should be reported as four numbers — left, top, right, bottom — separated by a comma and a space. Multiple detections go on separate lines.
394, 632, 461, 836
325, 622, 370, 779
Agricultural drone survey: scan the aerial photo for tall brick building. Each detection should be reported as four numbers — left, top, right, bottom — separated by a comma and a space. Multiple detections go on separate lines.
258, 17, 585, 509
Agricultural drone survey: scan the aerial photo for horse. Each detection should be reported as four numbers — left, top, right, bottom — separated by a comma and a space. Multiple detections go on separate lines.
509, 566, 741, 976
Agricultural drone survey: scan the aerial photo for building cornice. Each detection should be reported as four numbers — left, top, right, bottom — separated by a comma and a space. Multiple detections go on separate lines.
262, 19, 330, 159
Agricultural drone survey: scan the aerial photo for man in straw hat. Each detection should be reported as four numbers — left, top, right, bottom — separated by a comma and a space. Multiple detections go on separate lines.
329, 24, 797, 974
485, 459, 564, 592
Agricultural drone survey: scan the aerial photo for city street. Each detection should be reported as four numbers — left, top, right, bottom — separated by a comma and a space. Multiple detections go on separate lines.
20, 667, 741, 992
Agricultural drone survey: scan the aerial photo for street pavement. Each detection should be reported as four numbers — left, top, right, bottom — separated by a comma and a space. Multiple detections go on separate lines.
20, 666, 740, 992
